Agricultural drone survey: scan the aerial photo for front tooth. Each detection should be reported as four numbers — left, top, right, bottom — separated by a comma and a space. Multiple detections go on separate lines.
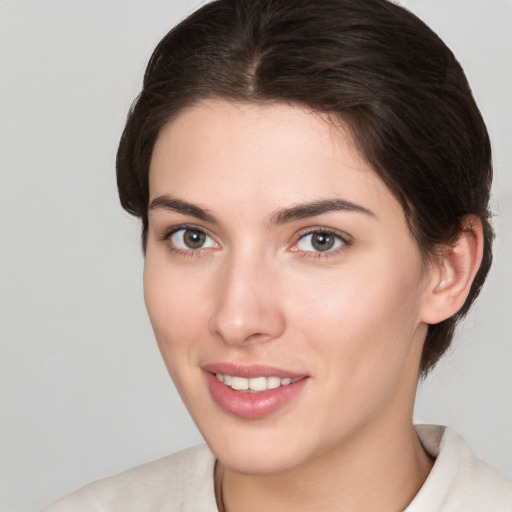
231, 376, 249, 390
267, 376, 281, 389
281, 378, 291, 386
249, 376, 267, 391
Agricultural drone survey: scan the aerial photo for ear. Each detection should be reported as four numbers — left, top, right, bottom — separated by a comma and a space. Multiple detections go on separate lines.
421, 215, 484, 324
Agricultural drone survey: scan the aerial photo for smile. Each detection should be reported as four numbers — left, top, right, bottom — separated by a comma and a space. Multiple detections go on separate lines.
215, 373, 301, 392
203, 365, 309, 419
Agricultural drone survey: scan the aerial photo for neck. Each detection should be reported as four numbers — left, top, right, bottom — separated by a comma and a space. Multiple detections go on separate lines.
216, 419, 433, 512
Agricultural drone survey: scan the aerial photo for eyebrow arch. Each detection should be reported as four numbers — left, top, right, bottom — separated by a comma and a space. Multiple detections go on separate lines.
269, 199, 375, 226
148, 195, 217, 224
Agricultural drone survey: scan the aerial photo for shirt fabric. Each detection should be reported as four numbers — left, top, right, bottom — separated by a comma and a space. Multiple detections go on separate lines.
42, 424, 512, 511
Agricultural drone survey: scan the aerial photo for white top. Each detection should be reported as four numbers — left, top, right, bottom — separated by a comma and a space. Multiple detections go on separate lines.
42, 425, 512, 511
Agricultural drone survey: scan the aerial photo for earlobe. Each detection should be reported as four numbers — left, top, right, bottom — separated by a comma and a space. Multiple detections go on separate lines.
421, 215, 484, 325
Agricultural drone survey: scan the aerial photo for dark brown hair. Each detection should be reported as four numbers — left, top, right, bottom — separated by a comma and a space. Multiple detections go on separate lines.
117, 0, 493, 375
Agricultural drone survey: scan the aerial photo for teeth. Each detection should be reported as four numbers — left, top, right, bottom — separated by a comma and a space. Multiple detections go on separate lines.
249, 376, 267, 391
231, 376, 249, 390
215, 374, 300, 392
267, 376, 281, 389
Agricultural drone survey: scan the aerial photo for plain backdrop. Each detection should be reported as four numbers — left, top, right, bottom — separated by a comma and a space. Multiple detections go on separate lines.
0, 1, 510, 511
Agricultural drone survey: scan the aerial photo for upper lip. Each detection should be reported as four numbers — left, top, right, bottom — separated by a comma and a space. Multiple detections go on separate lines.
202, 362, 306, 379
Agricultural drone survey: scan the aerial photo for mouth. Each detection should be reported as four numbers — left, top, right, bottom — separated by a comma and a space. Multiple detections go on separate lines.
214, 373, 302, 393
202, 364, 309, 419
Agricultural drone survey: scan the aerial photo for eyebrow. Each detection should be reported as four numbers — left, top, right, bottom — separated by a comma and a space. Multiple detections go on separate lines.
148, 195, 217, 223
269, 198, 375, 226
148, 195, 374, 226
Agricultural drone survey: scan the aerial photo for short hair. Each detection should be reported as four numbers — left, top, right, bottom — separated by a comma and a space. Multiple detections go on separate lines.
116, 0, 493, 375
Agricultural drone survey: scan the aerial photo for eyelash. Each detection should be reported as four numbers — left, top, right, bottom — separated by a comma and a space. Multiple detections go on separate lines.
159, 225, 352, 258
292, 228, 352, 259
160, 224, 217, 258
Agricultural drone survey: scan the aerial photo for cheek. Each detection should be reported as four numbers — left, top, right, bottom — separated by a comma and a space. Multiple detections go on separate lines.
143, 255, 211, 372
286, 257, 426, 376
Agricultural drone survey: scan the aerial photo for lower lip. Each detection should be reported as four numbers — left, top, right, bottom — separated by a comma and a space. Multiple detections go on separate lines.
205, 372, 308, 420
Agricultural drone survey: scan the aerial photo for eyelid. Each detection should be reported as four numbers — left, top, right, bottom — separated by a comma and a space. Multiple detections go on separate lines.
159, 223, 219, 254
160, 223, 210, 241
296, 226, 352, 242
290, 226, 352, 254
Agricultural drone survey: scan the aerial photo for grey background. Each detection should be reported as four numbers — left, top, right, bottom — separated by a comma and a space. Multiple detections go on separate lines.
0, 1, 510, 511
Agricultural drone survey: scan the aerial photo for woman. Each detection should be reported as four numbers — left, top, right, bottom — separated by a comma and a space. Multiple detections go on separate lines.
44, 0, 512, 510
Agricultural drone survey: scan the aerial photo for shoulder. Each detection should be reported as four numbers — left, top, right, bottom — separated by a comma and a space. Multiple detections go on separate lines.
41, 444, 217, 512
408, 425, 512, 512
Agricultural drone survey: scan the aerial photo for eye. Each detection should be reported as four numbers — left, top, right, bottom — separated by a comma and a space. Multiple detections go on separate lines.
169, 228, 217, 250
296, 230, 345, 253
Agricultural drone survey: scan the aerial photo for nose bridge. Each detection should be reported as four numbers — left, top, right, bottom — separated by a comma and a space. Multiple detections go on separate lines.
209, 246, 285, 345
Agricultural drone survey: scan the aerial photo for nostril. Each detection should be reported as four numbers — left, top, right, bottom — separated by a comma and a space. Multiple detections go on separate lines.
245, 332, 268, 343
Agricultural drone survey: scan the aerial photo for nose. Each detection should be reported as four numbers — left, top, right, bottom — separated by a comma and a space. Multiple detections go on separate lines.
208, 252, 286, 346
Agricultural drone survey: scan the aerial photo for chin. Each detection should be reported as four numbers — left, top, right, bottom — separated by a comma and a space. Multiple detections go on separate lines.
200, 418, 321, 476
215, 441, 304, 475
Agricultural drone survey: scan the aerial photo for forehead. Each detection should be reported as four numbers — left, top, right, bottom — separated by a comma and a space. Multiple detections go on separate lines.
151, 100, 356, 170
149, 99, 402, 224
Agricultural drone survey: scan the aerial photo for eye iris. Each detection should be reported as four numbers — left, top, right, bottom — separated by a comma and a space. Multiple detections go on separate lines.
312, 233, 335, 251
184, 229, 205, 249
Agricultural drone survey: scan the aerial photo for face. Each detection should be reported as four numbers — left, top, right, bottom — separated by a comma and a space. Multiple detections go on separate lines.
144, 99, 433, 475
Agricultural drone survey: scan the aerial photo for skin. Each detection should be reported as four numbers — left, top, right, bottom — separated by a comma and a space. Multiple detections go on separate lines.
143, 99, 477, 511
